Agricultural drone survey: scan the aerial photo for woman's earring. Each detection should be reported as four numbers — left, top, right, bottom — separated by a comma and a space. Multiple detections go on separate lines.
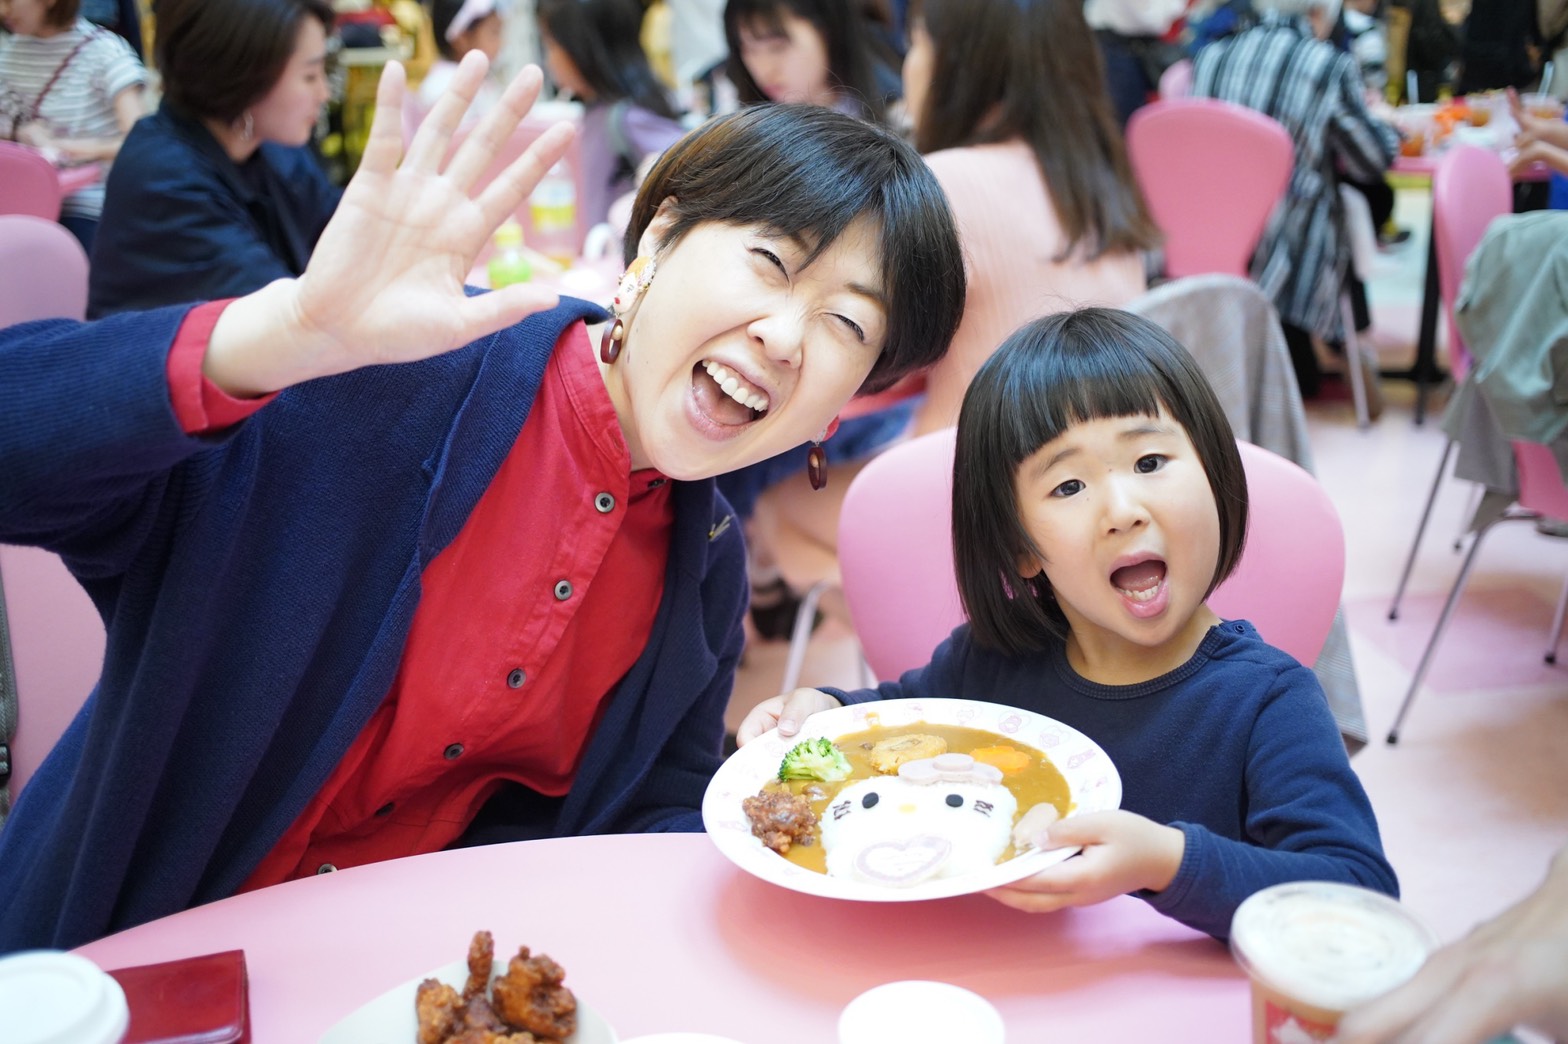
600, 255, 657, 364
239, 111, 254, 143
807, 427, 830, 491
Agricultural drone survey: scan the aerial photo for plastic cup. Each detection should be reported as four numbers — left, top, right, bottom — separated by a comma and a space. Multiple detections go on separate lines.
838, 980, 1004, 1044
1230, 882, 1437, 1044
0, 951, 129, 1044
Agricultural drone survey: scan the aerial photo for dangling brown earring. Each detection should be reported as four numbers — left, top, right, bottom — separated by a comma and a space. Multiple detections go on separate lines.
807, 422, 833, 490
600, 255, 656, 365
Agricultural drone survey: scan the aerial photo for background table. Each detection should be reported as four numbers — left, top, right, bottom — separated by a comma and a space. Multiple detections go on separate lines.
76, 834, 1251, 1042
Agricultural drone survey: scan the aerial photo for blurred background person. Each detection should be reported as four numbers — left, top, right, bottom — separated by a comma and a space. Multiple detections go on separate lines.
537, 0, 687, 228
0, 0, 147, 250
414, 0, 505, 122
722, 0, 897, 122
1193, 0, 1399, 402
1084, 0, 1191, 127
87, 0, 340, 317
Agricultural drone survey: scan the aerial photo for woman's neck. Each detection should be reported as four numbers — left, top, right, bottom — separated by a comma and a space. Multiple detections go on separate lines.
202, 115, 262, 164
31, 21, 70, 39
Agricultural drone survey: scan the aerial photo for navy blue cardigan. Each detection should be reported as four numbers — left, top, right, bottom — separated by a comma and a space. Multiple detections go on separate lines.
0, 298, 747, 952
88, 102, 342, 318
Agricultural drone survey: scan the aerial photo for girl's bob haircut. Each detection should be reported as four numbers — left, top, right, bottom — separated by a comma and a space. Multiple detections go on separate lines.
953, 308, 1249, 655
625, 103, 965, 395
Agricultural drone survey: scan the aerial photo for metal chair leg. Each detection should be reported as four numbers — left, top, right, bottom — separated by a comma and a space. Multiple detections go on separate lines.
1547, 570, 1568, 666
1387, 512, 1536, 744
1389, 439, 1455, 621
1339, 295, 1372, 430
780, 579, 834, 694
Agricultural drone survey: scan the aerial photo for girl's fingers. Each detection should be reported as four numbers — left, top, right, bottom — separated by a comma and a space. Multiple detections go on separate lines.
444, 65, 547, 191
402, 50, 490, 172
359, 60, 409, 176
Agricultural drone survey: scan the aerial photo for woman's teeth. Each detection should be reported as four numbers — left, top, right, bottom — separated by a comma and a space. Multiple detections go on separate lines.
703, 361, 769, 413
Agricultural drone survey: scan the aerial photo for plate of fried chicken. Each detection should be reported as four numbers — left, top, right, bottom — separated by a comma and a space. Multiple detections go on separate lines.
319, 929, 617, 1044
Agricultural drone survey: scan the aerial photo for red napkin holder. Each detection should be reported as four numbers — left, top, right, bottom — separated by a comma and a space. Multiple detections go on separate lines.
106, 949, 251, 1044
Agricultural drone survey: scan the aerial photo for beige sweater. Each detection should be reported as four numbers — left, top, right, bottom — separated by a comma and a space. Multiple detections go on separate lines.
913, 140, 1148, 436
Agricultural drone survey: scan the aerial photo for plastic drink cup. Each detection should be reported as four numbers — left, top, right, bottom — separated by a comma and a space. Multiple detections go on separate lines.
838, 980, 1004, 1044
0, 951, 129, 1044
1230, 882, 1437, 1044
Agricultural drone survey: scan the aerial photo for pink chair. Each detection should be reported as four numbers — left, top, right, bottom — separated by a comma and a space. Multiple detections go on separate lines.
1158, 58, 1193, 99
0, 544, 106, 806
0, 214, 90, 326
1125, 98, 1293, 281
0, 141, 63, 221
836, 434, 1343, 682
1386, 441, 1568, 743
1386, 147, 1512, 621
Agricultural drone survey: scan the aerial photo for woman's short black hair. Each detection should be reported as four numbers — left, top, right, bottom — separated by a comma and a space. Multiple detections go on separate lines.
723, 0, 886, 122
536, 0, 679, 119
626, 103, 965, 395
153, 0, 334, 124
953, 308, 1248, 655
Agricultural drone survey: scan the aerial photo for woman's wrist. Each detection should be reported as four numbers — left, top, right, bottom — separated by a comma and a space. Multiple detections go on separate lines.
204, 278, 347, 398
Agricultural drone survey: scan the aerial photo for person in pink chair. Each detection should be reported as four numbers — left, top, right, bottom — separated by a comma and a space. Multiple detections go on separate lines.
0, 56, 965, 953
742, 308, 1395, 941
0, 0, 147, 249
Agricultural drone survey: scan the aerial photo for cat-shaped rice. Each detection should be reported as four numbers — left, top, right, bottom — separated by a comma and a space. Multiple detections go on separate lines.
819, 753, 1018, 886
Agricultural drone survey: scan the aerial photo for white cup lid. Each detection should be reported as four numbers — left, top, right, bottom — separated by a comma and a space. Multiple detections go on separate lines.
0, 950, 129, 1044
839, 980, 1005, 1044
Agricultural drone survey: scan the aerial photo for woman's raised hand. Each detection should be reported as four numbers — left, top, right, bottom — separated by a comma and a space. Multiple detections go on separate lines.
203, 54, 575, 397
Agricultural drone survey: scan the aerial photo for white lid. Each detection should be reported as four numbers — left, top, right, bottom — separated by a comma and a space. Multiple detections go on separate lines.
1230, 882, 1437, 1012
0, 950, 129, 1044
838, 980, 1005, 1044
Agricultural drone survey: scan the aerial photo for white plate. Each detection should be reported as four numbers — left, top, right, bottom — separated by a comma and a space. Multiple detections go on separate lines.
319, 956, 618, 1044
701, 698, 1121, 902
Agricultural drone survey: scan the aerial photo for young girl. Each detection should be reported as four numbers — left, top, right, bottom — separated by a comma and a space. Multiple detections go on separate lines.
739, 308, 1395, 940
722, 0, 897, 122
414, 0, 506, 119
536, 0, 688, 228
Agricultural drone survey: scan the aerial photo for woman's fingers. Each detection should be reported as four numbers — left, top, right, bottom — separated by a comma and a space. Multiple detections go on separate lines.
359, 60, 409, 176
402, 50, 490, 172
454, 282, 561, 344
474, 121, 575, 236
444, 64, 548, 191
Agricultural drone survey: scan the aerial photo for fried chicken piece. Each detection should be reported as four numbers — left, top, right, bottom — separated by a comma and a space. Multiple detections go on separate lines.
447, 1031, 541, 1044
742, 788, 818, 853
867, 732, 947, 774
465, 930, 495, 999
415, 978, 464, 1044
490, 947, 577, 1041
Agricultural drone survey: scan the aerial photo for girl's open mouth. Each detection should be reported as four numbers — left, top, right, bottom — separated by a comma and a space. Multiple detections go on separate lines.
1111, 558, 1170, 618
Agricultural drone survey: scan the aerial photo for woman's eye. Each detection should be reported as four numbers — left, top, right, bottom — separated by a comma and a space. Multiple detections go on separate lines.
751, 247, 787, 275
1135, 454, 1166, 474
834, 314, 866, 342
1050, 478, 1084, 498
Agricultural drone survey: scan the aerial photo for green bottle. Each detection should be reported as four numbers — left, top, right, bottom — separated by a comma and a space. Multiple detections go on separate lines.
487, 220, 532, 288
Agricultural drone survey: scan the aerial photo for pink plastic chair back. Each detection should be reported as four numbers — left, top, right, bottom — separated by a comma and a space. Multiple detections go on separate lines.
1515, 441, 1568, 521
0, 141, 63, 221
1158, 59, 1194, 99
1432, 146, 1511, 383
0, 214, 89, 325
1209, 442, 1344, 665
839, 436, 1342, 681
838, 428, 963, 680
1125, 98, 1293, 280
0, 544, 106, 798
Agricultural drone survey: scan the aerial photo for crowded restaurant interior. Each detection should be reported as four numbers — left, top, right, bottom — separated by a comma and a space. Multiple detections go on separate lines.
1, 0, 1566, 1041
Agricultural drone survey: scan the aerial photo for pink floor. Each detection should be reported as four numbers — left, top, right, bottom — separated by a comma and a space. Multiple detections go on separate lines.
726, 190, 1568, 949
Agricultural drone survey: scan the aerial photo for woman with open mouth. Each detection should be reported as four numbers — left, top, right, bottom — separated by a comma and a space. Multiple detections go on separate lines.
0, 53, 965, 952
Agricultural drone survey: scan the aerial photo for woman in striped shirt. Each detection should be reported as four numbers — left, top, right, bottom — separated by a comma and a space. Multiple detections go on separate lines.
0, 0, 147, 249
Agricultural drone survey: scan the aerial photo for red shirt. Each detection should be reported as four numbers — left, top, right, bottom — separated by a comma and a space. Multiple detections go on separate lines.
165, 304, 673, 887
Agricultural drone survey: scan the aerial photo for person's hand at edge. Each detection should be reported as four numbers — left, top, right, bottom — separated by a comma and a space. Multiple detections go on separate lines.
204, 54, 575, 398
734, 688, 843, 746
1509, 87, 1568, 151
1335, 844, 1568, 1044
1510, 138, 1568, 178
983, 810, 1184, 914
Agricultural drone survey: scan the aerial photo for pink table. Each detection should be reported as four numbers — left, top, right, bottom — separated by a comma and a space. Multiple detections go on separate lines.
76, 834, 1250, 1041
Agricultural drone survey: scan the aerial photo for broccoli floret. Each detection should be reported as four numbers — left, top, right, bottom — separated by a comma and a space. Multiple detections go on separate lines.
778, 737, 852, 782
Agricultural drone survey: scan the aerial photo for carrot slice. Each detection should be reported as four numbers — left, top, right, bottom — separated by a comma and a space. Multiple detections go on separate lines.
970, 745, 1032, 774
